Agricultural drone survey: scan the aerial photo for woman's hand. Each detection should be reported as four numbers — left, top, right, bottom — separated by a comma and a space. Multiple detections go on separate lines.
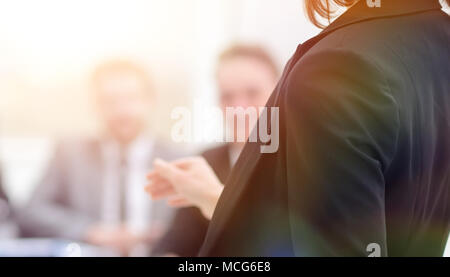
145, 157, 224, 219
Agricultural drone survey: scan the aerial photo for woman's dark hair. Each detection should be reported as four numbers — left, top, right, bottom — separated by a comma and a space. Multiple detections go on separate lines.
305, 0, 450, 28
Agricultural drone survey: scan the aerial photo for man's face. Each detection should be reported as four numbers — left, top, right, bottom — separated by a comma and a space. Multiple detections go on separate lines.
217, 57, 277, 142
95, 71, 151, 144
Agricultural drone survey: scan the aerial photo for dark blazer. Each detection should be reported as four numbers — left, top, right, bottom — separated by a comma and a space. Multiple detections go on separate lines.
200, 0, 450, 257
153, 144, 231, 256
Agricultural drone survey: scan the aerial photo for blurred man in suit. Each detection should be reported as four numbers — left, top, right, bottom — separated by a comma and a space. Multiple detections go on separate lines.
151, 45, 279, 256
19, 60, 179, 255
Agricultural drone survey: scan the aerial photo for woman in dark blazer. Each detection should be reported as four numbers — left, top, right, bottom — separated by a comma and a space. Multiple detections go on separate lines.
148, 0, 450, 256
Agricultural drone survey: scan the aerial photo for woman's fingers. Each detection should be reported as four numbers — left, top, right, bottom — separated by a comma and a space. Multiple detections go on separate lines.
167, 195, 192, 207
146, 171, 157, 180
146, 160, 187, 200
145, 156, 223, 220
147, 157, 205, 181
153, 158, 185, 184
146, 176, 170, 189
145, 176, 177, 199
146, 185, 177, 199
145, 180, 177, 199
171, 156, 204, 169
147, 174, 171, 187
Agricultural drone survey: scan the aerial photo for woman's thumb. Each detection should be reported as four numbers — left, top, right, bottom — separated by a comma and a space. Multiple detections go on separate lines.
154, 158, 182, 183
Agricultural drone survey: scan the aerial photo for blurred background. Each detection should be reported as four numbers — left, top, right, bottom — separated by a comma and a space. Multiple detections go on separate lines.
0, 0, 319, 206
0, 0, 448, 256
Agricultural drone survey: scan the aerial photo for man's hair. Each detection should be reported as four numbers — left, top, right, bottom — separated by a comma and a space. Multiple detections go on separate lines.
305, 0, 450, 28
218, 44, 280, 78
91, 59, 153, 96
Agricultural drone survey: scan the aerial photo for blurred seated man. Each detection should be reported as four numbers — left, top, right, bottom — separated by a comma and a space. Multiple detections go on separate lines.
151, 45, 279, 256
18, 60, 179, 256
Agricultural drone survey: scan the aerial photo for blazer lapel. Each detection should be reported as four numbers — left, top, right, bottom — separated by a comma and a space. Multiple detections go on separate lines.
201, 16, 344, 252
200, 43, 315, 255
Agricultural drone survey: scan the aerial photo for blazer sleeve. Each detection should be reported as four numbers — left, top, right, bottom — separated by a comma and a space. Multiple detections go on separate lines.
283, 49, 399, 256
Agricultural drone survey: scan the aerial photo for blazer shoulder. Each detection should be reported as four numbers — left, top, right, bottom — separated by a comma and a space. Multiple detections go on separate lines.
286, 47, 393, 101
307, 10, 448, 61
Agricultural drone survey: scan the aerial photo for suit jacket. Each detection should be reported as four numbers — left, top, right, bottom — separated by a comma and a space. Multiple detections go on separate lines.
200, 0, 450, 257
18, 137, 181, 241
153, 144, 231, 256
